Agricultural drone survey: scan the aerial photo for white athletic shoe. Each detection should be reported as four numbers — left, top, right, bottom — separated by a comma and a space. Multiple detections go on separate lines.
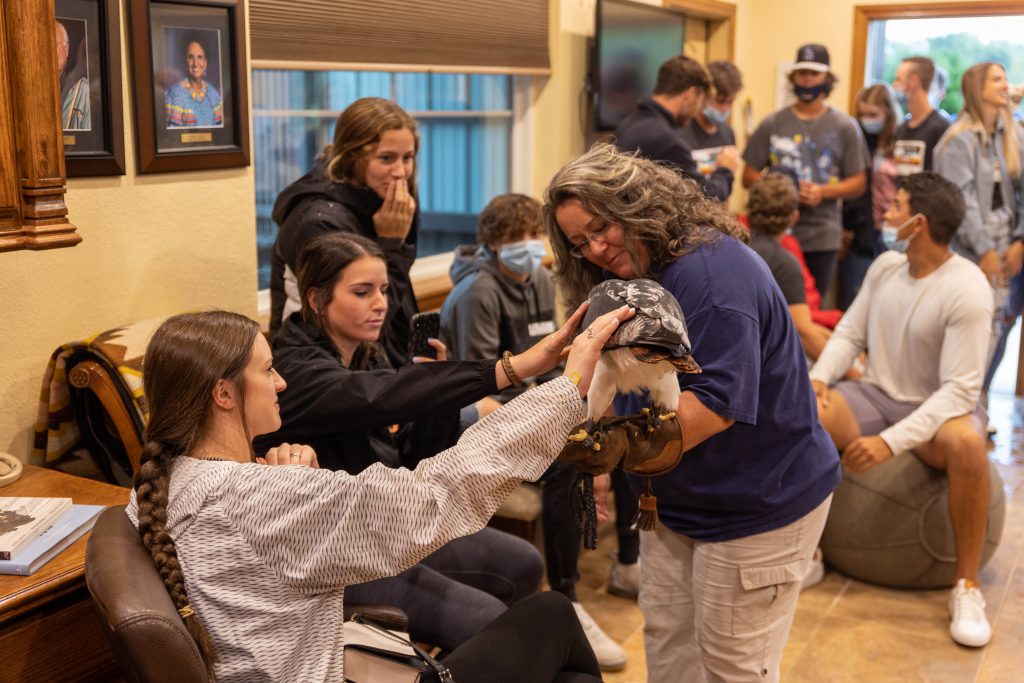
572, 601, 628, 671
607, 558, 640, 599
801, 548, 825, 591
949, 579, 992, 647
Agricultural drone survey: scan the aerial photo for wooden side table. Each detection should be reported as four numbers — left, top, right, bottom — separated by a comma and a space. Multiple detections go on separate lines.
0, 465, 130, 682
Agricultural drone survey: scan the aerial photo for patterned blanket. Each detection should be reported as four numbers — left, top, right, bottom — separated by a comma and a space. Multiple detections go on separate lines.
32, 317, 168, 466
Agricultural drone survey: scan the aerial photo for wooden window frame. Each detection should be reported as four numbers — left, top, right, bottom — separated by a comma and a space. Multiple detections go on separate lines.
663, 0, 736, 63
0, 0, 81, 253
850, 2, 1024, 107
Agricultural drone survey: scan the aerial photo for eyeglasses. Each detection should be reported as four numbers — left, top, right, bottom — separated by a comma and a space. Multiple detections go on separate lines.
568, 219, 613, 259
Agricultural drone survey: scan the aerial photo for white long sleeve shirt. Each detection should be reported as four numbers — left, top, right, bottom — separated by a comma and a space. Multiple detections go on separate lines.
809, 251, 992, 454
126, 377, 584, 683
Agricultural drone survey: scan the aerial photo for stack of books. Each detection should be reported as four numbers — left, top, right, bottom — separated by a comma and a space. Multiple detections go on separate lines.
0, 497, 105, 576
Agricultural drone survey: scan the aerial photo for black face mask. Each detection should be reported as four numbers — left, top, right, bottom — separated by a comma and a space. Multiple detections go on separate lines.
793, 83, 827, 102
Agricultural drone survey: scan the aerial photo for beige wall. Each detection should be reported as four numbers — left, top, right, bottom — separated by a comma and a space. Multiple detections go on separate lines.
0, 14, 256, 460
739, 0, 942, 127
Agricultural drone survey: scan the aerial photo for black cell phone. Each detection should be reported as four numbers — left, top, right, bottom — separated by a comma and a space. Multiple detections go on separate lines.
408, 312, 441, 359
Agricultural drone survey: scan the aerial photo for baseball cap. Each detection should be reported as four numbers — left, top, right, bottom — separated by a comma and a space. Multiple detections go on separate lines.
790, 44, 831, 74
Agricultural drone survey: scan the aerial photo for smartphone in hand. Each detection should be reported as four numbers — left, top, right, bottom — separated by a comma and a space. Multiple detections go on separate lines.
408, 312, 441, 359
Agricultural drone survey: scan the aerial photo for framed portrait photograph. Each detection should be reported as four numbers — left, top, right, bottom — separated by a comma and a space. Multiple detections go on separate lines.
56, 0, 126, 176
129, 0, 249, 174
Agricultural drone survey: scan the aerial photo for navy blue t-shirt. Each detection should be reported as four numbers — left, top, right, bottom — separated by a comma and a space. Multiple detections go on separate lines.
616, 234, 840, 541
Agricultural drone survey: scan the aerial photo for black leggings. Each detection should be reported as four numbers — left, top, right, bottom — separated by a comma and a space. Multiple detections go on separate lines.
440, 592, 602, 682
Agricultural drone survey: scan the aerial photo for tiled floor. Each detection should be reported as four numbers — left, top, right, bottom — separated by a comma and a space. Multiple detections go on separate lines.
573, 386, 1024, 682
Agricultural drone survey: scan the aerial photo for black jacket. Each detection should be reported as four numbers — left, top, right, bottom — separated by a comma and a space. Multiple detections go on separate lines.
841, 131, 879, 256
256, 313, 500, 474
270, 161, 420, 367
614, 99, 734, 202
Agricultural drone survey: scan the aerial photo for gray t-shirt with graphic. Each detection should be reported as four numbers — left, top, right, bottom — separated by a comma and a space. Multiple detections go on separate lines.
744, 106, 868, 252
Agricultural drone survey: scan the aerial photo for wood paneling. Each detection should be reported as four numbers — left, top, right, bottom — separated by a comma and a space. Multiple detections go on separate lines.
0, 0, 80, 253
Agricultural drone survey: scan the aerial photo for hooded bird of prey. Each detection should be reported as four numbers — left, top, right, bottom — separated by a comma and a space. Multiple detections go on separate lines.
570, 278, 700, 445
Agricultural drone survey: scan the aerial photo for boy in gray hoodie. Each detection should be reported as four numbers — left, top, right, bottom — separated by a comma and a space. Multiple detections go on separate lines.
441, 194, 635, 671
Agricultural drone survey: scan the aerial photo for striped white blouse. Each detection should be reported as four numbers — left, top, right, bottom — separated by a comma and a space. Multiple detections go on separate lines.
127, 377, 583, 682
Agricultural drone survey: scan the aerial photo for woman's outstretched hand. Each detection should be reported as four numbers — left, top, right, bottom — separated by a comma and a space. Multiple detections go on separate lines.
500, 302, 589, 388
563, 305, 634, 397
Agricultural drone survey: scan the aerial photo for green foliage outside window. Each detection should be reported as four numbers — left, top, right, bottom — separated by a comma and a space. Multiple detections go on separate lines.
880, 32, 1024, 116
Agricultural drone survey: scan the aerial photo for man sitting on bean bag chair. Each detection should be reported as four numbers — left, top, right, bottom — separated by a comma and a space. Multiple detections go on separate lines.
810, 172, 994, 647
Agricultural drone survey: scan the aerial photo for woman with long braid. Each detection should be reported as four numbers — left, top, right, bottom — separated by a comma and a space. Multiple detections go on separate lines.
127, 307, 628, 682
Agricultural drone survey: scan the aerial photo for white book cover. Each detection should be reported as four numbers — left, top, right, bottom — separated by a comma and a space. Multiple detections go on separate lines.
0, 504, 105, 575
0, 497, 73, 560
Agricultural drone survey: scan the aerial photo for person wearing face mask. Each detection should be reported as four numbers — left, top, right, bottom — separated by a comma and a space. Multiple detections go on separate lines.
811, 172, 995, 648
839, 83, 902, 309
743, 43, 868, 301
891, 56, 950, 174
679, 61, 743, 198
442, 194, 560, 414
440, 193, 633, 671
614, 54, 739, 202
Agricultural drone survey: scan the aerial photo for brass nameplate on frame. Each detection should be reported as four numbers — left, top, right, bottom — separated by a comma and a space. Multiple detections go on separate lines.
180, 132, 213, 143
63, 135, 76, 146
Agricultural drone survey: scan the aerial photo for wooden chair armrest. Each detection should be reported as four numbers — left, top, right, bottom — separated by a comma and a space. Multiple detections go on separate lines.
68, 360, 144, 473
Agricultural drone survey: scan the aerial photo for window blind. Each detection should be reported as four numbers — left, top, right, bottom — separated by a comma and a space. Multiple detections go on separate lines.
249, 0, 550, 74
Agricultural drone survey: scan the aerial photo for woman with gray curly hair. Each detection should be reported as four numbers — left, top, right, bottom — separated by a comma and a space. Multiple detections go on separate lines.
543, 144, 840, 683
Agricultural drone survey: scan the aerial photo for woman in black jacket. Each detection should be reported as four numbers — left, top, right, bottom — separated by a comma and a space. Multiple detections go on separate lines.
270, 97, 420, 367
839, 83, 901, 309
258, 231, 585, 652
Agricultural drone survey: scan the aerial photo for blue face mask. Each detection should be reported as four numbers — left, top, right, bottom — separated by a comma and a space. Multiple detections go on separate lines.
880, 214, 921, 253
793, 83, 828, 102
859, 118, 885, 135
499, 239, 547, 276
702, 106, 730, 124
893, 87, 909, 110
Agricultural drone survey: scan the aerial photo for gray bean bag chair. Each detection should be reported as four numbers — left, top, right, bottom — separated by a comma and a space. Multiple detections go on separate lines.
819, 454, 1005, 589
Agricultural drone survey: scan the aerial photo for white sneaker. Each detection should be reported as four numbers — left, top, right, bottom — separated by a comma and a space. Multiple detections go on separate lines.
949, 579, 992, 647
607, 558, 640, 599
801, 548, 825, 591
572, 601, 628, 671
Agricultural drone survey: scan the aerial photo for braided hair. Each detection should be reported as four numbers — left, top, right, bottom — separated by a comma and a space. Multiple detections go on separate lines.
134, 311, 260, 676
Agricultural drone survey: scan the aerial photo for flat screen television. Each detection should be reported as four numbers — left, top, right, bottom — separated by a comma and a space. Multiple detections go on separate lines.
593, 0, 686, 131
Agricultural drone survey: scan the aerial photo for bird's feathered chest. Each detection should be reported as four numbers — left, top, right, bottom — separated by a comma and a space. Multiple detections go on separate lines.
599, 348, 677, 394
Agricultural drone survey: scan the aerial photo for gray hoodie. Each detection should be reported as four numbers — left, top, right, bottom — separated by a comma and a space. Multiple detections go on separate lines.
440, 245, 559, 402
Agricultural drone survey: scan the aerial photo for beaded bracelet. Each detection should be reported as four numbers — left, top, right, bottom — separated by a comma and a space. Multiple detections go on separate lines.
501, 351, 524, 388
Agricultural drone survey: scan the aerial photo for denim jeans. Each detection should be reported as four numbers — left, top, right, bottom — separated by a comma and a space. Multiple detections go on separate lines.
838, 249, 875, 311
983, 267, 1024, 392
541, 462, 640, 602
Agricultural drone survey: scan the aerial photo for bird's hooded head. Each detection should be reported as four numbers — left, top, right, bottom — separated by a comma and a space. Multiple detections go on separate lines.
579, 279, 700, 374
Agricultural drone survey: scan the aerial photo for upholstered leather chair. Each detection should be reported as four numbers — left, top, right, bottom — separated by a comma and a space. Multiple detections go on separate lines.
86, 505, 408, 681
86, 505, 208, 682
